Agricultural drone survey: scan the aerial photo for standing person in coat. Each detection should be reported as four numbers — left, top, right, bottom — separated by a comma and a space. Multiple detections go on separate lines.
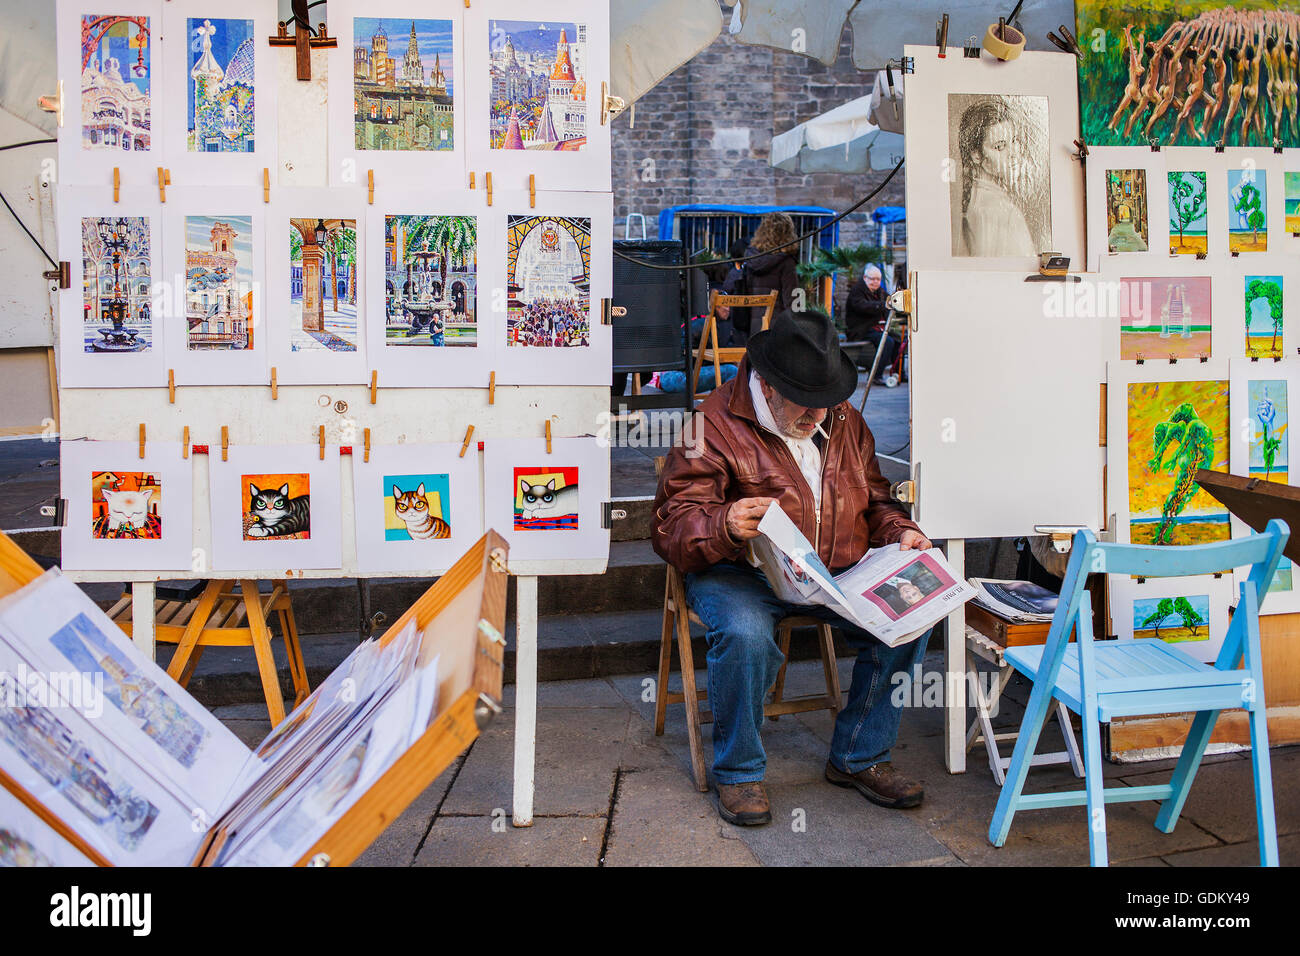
726, 212, 800, 343
651, 309, 934, 827
844, 263, 898, 381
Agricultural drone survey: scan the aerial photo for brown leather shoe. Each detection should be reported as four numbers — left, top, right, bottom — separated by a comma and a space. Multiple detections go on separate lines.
716, 781, 772, 826
825, 760, 923, 809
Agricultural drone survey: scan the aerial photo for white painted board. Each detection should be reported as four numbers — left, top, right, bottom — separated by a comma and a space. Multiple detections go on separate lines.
910, 270, 1103, 539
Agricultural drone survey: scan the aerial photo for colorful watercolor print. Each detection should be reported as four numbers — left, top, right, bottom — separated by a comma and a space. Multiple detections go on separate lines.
1288, 173, 1300, 233
1168, 171, 1208, 254
1106, 169, 1149, 252
289, 218, 357, 352
489, 20, 587, 151
50, 612, 209, 768
81, 14, 151, 151
0, 676, 159, 850
512, 466, 578, 530
1077, 2, 1300, 149
187, 18, 254, 152
1133, 594, 1210, 645
1249, 380, 1288, 483
1118, 276, 1212, 360
186, 215, 254, 350
81, 216, 151, 353
354, 18, 454, 151
1127, 379, 1231, 546
506, 216, 591, 347
383, 216, 476, 346
1245, 275, 1283, 358
384, 474, 451, 541
1228, 169, 1268, 252
91, 471, 161, 539
243, 473, 311, 540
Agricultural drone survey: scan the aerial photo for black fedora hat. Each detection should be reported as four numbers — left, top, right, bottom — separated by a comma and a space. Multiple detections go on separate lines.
747, 310, 858, 408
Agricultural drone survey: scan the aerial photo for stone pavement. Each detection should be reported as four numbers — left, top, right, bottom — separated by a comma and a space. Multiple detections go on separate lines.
214, 654, 1300, 867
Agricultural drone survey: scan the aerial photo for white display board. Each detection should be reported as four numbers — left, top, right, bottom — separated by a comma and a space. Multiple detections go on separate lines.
902, 44, 1085, 274
910, 270, 1103, 539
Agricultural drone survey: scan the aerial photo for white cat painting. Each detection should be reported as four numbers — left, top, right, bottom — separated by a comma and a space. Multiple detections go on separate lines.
513, 471, 579, 531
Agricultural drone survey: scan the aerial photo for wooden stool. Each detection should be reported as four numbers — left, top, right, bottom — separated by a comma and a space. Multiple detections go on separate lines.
107, 579, 309, 726
654, 564, 843, 791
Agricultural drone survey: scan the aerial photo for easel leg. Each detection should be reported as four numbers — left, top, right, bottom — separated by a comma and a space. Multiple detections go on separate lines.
130, 582, 156, 660
274, 580, 309, 706
167, 579, 223, 683
513, 575, 538, 827
242, 579, 286, 727
944, 539, 967, 773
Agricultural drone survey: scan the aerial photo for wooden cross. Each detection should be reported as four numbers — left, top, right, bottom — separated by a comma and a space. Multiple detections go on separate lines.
267, 0, 337, 82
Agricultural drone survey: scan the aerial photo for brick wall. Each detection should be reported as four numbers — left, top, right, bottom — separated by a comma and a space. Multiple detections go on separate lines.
610, 20, 906, 251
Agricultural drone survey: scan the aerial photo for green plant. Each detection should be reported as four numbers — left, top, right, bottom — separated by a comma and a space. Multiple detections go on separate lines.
796, 243, 893, 286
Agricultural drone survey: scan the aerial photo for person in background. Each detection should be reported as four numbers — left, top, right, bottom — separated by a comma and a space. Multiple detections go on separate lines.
729, 213, 799, 341
845, 264, 898, 381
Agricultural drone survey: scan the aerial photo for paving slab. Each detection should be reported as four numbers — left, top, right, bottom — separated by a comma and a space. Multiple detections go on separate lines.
726, 778, 956, 867
1119, 745, 1300, 845
1160, 832, 1300, 867
413, 815, 606, 867
602, 769, 760, 867
354, 759, 463, 867
440, 705, 628, 817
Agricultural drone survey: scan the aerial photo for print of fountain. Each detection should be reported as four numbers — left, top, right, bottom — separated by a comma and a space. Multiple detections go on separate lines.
92, 217, 146, 352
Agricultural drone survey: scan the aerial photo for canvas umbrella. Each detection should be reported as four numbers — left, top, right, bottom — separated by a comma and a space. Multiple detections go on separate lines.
770, 94, 903, 174
609, 0, 722, 109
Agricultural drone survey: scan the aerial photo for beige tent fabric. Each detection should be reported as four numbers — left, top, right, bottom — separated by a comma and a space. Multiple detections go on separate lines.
611, 0, 722, 108
0, 0, 56, 136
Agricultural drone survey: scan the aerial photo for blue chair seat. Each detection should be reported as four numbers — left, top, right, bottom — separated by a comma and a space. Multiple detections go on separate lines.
1005, 640, 1255, 721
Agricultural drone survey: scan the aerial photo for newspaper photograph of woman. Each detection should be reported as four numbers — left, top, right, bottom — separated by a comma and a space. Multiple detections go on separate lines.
862, 553, 958, 621
947, 93, 1051, 258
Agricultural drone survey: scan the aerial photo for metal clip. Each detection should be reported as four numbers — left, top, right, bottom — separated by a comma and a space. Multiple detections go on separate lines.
602, 502, 628, 529
478, 618, 505, 645
474, 692, 503, 730
488, 548, 509, 575
307, 853, 331, 867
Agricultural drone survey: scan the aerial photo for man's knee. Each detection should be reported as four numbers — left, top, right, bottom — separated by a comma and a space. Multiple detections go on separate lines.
708, 607, 781, 663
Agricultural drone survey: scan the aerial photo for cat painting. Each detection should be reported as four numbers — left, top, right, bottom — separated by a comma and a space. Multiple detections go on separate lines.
513, 469, 579, 531
91, 471, 161, 539
246, 482, 311, 539
392, 483, 450, 540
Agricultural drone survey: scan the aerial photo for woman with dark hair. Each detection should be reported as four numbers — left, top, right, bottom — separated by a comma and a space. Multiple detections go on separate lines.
727, 212, 799, 341
956, 99, 1036, 257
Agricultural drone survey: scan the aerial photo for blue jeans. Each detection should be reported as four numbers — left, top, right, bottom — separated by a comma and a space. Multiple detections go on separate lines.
684, 562, 932, 785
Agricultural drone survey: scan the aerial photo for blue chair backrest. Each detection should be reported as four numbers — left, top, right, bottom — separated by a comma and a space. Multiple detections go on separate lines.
1041, 520, 1290, 674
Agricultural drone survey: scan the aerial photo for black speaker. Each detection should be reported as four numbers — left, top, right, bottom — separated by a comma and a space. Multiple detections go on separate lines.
611, 239, 684, 374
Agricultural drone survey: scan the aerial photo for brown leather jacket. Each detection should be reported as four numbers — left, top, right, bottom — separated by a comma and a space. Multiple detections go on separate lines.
652, 356, 923, 574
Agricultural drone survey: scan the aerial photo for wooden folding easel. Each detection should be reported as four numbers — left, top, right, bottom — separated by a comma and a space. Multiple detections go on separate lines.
107, 579, 309, 726
690, 290, 779, 399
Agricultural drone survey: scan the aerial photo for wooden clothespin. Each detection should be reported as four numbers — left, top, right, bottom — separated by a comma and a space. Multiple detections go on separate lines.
113, 167, 120, 203
529, 174, 536, 209
367, 170, 375, 205
138, 423, 146, 459
182, 426, 190, 458
263, 168, 271, 203
318, 425, 326, 460
221, 426, 229, 461
167, 369, 175, 403
936, 13, 950, 57
459, 424, 475, 458
486, 171, 493, 207
270, 366, 278, 400
370, 369, 378, 404
545, 419, 552, 455
488, 370, 496, 405
363, 427, 371, 463
469, 171, 475, 190
157, 167, 170, 202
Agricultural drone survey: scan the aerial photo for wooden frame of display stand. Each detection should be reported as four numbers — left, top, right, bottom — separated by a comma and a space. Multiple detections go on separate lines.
106, 579, 309, 726
0, 529, 508, 868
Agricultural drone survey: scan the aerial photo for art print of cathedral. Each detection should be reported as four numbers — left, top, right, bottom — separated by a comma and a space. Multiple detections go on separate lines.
489, 21, 587, 151
187, 18, 255, 153
354, 19, 454, 151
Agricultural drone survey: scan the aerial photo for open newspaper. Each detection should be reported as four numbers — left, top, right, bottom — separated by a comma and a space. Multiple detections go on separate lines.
752, 503, 976, 647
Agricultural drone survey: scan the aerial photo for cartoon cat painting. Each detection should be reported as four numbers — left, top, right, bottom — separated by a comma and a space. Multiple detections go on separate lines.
247, 482, 311, 539
91, 472, 161, 539
513, 473, 579, 531
392, 483, 450, 539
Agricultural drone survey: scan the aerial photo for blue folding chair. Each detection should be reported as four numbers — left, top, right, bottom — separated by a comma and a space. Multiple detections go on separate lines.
988, 520, 1288, 866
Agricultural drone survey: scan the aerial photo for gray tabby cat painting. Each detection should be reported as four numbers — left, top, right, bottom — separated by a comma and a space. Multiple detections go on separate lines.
244, 474, 311, 540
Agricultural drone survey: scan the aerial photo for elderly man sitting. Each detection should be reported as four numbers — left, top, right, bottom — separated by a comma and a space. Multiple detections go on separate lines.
652, 310, 933, 826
